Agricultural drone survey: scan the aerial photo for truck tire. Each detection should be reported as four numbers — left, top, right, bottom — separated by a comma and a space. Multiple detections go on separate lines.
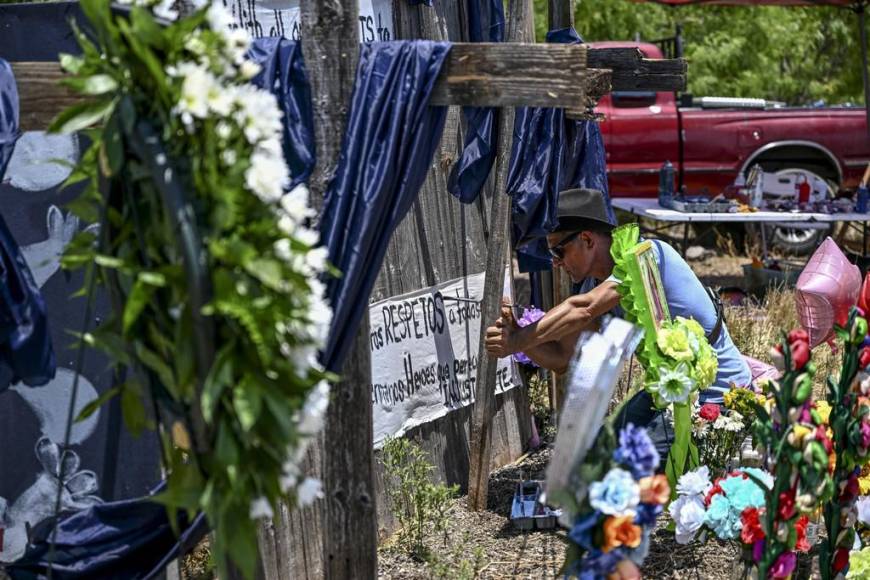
746, 167, 836, 256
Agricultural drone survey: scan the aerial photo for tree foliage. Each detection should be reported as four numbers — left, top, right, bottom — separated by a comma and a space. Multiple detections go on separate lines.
534, 0, 865, 106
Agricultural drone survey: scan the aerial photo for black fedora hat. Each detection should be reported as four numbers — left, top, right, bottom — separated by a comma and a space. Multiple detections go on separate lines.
553, 188, 615, 234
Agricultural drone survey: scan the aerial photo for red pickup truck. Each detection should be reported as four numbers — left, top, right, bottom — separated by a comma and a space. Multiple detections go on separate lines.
594, 41, 870, 253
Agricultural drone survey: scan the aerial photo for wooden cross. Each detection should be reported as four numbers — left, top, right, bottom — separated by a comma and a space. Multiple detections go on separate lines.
3, 0, 686, 577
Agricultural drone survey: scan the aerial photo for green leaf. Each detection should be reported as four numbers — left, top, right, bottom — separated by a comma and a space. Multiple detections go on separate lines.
123, 279, 155, 333
121, 383, 150, 436
59, 53, 86, 74
48, 99, 116, 135
244, 259, 285, 292
100, 114, 124, 176
75, 386, 121, 422
135, 342, 176, 392
130, 6, 166, 49
63, 74, 118, 96
215, 420, 240, 467
233, 384, 262, 432
202, 342, 235, 424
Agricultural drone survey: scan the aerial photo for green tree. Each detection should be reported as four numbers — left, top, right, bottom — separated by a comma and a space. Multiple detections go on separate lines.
534, 0, 865, 106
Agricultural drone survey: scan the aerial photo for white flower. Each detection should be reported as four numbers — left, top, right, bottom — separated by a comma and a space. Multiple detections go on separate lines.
669, 495, 706, 544
307, 294, 333, 344
305, 247, 329, 272
249, 496, 274, 520
152, 0, 178, 21
713, 412, 744, 433
245, 150, 289, 203
648, 363, 696, 405
297, 477, 324, 507
221, 149, 237, 166
206, 83, 234, 117
176, 63, 214, 120
858, 496, 870, 525
206, 2, 234, 31
281, 184, 317, 220
295, 226, 320, 248
216, 121, 233, 140
234, 87, 283, 144
240, 60, 262, 80
676, 466, 712, 497
278, 213, 296, 236
280, 461, 301, 493
184, 32, 207, 55
297, 380, 330, 435
274, 238, 293, 262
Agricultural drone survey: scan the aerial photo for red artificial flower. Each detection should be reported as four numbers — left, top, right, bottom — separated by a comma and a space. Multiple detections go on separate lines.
699, 403, 720, 422
791, 340, 811, 370
861, 347, 870, 370
705, 478, 725, 506
740, 508, 765, 545
834, 548, 851, 573
858, 272, 870, 318
840, 472, 861, 503
788, 329, 810, 345
777, 490, 796, 521
816, 425, 834, 454
795, 516, 811, 552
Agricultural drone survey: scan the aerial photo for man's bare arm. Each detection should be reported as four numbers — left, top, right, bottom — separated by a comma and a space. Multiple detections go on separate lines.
510, 281, 620, 352
521, 332, 583, 375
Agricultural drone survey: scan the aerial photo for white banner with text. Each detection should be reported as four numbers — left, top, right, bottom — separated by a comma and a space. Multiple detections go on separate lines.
369, 270, 520, 447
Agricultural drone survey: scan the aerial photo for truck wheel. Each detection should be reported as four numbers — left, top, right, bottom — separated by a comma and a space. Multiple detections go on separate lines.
746, 167, 836, 256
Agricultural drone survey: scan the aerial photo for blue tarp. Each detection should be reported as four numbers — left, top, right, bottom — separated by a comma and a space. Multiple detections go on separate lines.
248, 37, 316, 189
507, 28, 614, 272
320, 41, 451, 372
0, 59, 55, 390
446, 0, 504, 202
7, 484, 207, 580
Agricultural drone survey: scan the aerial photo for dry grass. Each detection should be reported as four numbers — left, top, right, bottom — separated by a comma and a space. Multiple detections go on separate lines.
725, 286, 841, 396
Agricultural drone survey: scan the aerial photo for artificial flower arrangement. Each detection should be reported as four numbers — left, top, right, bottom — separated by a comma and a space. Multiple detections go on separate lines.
562, 422, 669, 579
54, 0, 332, 576
514, 306, 545, 367
815, 310, 870, 579
672, 331, 835, 579
692, 388, 763, 477
610, 224, 719, 488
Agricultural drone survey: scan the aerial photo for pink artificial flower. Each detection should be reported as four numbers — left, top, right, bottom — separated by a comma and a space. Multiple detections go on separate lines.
770, 552, 797, 579
861, 421, 870, 449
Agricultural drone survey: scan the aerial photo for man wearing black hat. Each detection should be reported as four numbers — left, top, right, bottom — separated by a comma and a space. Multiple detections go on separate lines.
485, 188, 751, 449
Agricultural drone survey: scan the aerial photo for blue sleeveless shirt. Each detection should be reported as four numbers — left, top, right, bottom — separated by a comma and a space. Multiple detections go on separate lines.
604, 239, 751, 404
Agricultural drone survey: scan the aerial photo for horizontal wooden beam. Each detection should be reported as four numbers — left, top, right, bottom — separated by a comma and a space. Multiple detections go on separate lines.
566, 68, 611, 121
587, 47, 687, 92
10, 62, 79, 132
429, 42, 587, 109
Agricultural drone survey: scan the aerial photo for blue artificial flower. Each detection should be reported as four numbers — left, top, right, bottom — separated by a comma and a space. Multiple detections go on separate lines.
704, 494, 741, 539
589, 468, 640, 516
719, 473, 766, 513
565, 548, 625, 580
612, 423, 660, 478
634, 503, 663, 526
568, 510, 602, 551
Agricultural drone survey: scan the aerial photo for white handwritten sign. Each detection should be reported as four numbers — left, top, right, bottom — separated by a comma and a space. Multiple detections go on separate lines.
225, 0, 394, 42
369, 270, 520, 447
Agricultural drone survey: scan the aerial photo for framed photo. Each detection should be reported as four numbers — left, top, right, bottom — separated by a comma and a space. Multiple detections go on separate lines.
632, 241, 670, 331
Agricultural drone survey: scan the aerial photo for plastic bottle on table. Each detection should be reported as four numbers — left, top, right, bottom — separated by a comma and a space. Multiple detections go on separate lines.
658, 161, 675, 208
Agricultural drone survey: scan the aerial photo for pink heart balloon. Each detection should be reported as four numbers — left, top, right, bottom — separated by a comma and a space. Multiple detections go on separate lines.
795, 237, 861, 347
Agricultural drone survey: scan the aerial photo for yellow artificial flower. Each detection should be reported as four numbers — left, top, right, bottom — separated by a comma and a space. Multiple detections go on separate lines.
816, 401, 832, 425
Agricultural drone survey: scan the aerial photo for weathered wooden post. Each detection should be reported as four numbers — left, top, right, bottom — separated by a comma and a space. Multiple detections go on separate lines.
298, 1, 380, 578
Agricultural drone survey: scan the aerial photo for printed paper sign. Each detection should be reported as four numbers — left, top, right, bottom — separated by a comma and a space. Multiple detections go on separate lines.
224, 0, 394, 42
369, 270, 520, 447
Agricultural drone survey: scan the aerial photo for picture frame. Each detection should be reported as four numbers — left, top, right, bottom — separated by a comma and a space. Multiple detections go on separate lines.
631, 241, 670, 332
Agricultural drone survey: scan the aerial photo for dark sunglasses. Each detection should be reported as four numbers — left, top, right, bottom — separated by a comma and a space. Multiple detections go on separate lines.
548, 231, 582, 260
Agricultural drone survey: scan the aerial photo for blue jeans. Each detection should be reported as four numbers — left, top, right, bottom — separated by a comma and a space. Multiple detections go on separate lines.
613, 390, 674, 461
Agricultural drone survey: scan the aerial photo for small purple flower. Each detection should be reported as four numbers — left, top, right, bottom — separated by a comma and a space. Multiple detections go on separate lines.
513, 306, 545, 367
613, 423, 660, 478
752, 539, 765, 563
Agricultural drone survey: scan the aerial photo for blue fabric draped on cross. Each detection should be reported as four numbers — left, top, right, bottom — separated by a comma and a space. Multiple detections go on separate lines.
507, 28, 614, 272
319, 41, 450, 372
248, 37, 316, 190
0, 59, 56, 390
7, 482, 207, 580
446, 0, 504, 203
